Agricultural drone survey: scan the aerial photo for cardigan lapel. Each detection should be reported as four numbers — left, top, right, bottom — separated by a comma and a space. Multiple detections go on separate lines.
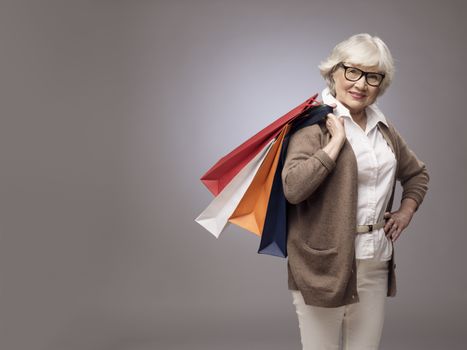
377, 121, 396, 155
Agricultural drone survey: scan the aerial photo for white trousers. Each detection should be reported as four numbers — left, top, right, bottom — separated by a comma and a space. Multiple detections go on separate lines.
291, 259, 389, 350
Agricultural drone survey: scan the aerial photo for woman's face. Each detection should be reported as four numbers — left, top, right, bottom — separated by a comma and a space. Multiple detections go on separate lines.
332, 62, 382, 115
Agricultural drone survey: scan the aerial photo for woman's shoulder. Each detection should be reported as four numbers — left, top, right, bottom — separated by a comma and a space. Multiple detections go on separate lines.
291, 121, 328, 140
377, 117, 412, 155
379, 117, 405, 142
286, 121, 329, 151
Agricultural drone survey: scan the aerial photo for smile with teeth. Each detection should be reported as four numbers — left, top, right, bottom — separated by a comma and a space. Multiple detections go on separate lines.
349, 91, 366, 99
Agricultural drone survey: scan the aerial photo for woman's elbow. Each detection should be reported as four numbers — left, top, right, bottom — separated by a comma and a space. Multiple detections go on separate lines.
281, 172, 298, 204
283, 188, 302, 205
282, 172, 309, 205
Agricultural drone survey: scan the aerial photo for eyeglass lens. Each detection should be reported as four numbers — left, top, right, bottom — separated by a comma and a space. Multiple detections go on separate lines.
344, 66, 383, 86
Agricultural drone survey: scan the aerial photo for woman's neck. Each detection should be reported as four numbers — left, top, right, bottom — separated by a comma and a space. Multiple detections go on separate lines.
351, 109, 367, 131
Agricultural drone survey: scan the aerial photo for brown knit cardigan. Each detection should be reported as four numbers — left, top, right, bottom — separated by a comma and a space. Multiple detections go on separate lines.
282, 119, 429, 307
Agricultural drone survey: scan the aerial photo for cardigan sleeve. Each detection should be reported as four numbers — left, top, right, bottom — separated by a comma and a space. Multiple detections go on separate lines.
391, 124, 430, 211
281, 124, 336, 205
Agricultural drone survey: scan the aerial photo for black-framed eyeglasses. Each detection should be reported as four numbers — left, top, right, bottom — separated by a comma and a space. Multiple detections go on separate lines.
337, 63, 385, 87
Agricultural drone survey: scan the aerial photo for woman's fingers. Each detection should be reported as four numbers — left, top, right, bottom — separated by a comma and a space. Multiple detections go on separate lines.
385, 220, 398, 241
383, 211, 410, 242
384, 212, 407, 242
326, 113, 345, 138
384, 217, 394, 233
389, 221, 398, 236
325, 114, 336, 134
383, 212, 393, 233
326, 113, 337, 122
393, 227, 403, 242
389, 225, 403, 242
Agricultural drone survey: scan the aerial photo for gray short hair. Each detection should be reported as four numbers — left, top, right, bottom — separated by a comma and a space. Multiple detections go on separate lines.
319, 33, 395, 96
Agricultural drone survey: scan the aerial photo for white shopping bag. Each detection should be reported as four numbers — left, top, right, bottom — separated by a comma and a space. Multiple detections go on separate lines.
195, 138, 275, 238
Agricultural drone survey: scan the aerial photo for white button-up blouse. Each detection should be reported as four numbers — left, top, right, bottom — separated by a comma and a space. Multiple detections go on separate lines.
322, 88, 396, 261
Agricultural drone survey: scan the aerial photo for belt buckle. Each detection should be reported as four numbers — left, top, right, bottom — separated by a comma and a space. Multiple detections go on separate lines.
368, 224, 373, 232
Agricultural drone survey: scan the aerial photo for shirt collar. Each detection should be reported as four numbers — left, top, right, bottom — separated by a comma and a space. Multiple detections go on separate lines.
321, 87, 388, 131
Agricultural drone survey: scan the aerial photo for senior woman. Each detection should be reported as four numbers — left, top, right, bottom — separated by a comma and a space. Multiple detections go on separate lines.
282, 33, 429, 349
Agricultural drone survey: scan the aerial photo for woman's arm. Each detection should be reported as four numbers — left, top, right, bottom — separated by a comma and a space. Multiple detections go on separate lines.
281, 115, 345, 205
394, 125, 430, 210
384, 123, 430, 241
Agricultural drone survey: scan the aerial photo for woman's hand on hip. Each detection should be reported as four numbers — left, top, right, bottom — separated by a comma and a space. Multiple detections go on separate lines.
383, 209, 414, 242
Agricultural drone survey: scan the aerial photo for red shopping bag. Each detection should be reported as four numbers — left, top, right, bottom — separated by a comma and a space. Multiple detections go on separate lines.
200, 93, 319, 196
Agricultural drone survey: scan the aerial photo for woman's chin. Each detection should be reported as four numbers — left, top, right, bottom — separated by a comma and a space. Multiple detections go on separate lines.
340, 99, 366, 114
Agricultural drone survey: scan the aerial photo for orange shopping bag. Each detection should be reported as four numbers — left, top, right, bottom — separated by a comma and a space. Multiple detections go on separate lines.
228, 123, 291, 236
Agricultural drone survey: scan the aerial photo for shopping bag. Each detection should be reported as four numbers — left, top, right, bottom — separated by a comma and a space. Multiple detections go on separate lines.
258, 104, 333, 257
195, 138, 275, 238
228, 124, 291, 236
200, 94, 319, 196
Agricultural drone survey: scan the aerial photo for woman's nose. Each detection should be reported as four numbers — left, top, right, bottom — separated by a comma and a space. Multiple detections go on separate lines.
354, 76, 367, 89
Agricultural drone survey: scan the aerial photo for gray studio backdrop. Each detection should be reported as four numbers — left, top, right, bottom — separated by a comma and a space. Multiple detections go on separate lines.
1, 1, 466, 349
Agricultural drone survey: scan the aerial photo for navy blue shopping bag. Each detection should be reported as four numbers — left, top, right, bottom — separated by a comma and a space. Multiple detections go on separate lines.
257, 104, 334, 258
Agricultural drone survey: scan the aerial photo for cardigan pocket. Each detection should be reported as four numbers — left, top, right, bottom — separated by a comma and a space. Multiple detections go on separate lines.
297, 243, 340, 291
303, 243, 338, 255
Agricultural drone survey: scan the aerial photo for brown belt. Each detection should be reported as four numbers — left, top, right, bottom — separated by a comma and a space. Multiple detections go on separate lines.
356, 220, 385, 234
